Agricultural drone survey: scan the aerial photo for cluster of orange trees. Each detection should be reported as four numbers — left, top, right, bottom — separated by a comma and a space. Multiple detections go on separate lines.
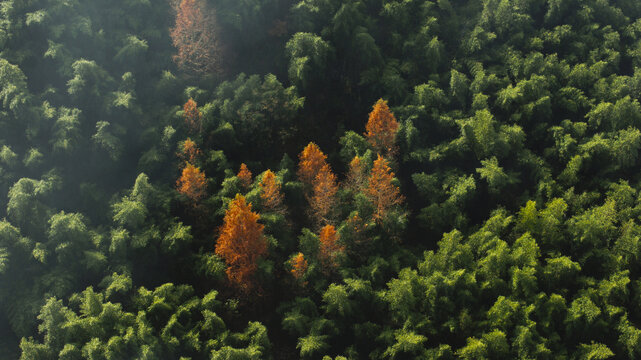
175, 98, 405, 291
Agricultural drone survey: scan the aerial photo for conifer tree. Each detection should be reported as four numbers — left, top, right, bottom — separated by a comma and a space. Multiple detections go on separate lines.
309, 164, 338, 226
346, 155, 366, 191
290, 252, 308, 283
237, 163, 253, 190
260, 170, 285, 213
367, 155, 403, 222
176, 162, 207, 202
183, 98, 202, 134
170, 0, 223, 75
215, 194, 267, 291
365, 99, 399, 156
180, 138, 201, 164
297, 142, 329, 186
318, 225, 344, 271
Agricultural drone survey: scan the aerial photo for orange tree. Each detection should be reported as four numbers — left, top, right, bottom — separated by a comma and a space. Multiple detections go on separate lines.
367, 155, 403, 222
176, 162, 207, 202
170, 0, 223, 75
365, 99, 399, 155
215, 194, 267, 291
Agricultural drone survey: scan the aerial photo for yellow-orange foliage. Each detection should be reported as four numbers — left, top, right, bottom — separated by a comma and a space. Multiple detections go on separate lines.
290, 252, 308, 282
318, 225, 344, 270
260, 170, 285, 213
183, 98, 202, 134
367, 155, 403, 222
237, 163, 253, 189
346, 155, 366, 191
215, 194, 267, 290
176, 162, 207, 202
180, 138, 201, 164
171, 0, 223, 75
297, 142, 328, 186
310, 164, 338, 226
365, 99, 399, 155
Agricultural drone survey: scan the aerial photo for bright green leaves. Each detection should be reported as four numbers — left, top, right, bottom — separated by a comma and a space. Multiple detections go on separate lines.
286, 32, 332, 89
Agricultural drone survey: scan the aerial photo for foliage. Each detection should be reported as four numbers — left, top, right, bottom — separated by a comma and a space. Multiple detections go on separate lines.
215, 194, 267, 291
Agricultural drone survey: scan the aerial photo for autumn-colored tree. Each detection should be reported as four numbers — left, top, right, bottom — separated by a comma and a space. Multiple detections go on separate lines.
367, 155, 404, 222
289, 252, 308, 284
345, 155, 366, 191
260, 170, 285, 213
318, 225, 344, 271
170, 0, 223, 75
298, 142, 328, 186
179, 138, 201, 164
237, 163, 253, 189
215, 194, 267, 291
176, 162, 207, 202
183, 98, 202, 134
365, 99, 399, 155
309, 164, 338, 226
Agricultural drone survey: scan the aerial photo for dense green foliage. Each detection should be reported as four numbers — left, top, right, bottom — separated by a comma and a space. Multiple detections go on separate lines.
2, 0, 641, 358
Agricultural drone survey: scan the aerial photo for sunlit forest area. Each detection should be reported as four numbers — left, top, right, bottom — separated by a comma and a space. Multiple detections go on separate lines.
3, 0, 641, 358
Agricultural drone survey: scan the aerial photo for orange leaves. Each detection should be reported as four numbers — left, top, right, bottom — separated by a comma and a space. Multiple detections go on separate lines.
367, 155, 403, 222
309, 164, 338, 226
237, 163, 253, 189
183, 98, 202, 134
290, 252, 308, 282
365, 99, 399, 155
346, 155, 366, 191
171, 0, 223, 74
180, 138, 201, 164
215, 194, 267, 291
318, 225, 344, 270
297, 142, 328, 186
176, 162, 207, 202
298, 142, 337, 226
260, 170, 285, 213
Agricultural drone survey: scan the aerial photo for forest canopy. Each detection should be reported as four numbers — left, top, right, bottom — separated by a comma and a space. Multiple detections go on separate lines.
2, 0, 641, 359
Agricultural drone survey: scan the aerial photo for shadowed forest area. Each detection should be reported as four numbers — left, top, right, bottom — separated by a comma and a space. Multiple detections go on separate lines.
3, 0, 641, 358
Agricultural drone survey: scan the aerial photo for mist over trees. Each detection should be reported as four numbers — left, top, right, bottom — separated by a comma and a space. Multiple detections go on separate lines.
2, 0, 641, 358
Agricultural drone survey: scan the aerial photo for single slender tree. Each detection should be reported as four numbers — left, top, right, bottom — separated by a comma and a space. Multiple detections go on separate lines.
309, 164, 338, 226
367, 155, 403, 222
365, 99, 399, 156
298, 142, 329, 186
290, 252, 308, 283
179, 138, 201, 164
346, 155, 366, 191
318, 225, 344, 271
237, 163, 253, 190
170, 0, 223, 75
183, 98, 202, 134
215, 194, 267, 291
260, 170, 285, 213
176, 162, 207, 202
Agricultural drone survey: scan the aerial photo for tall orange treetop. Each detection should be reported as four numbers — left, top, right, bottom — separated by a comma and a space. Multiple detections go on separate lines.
367, 155, 403, 222
318, 224, 344, 270
183, 98, 202, 134
215, 194, 267, 291
180, 138, 201, 164
176, 162, 207, 202
365, 99, 399, 154
260, 170, 285, 213
171, 0, 223, 74
237, 163, 253, 189
309, 164, 338, 226
297, 142, 328, 186
290, 252, 308, 283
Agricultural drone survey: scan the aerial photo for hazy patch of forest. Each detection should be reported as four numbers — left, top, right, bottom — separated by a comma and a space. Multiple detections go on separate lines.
2, 0, 641, 358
